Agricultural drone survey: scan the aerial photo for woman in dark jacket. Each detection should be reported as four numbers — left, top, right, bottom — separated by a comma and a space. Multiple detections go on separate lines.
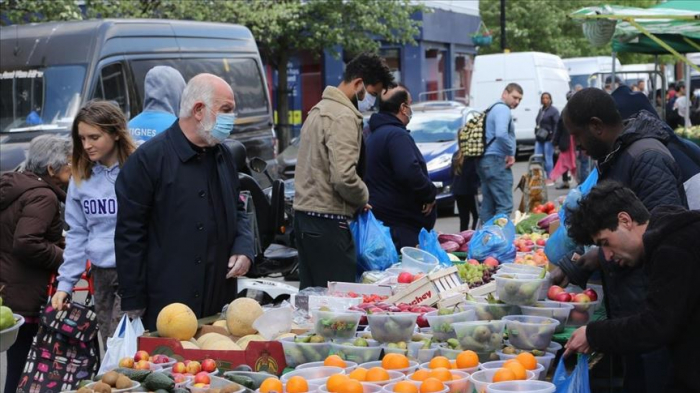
534, 92, 560, 177
452, 156, 480, 231
0, 134, 72, 393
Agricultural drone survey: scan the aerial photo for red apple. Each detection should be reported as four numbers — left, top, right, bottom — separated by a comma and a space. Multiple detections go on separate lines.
186, 360, 202, 375
583, 288, 598, 301
201, 358, 217, 373
194, 371, 211, 385
467, 259, 479, 266
536, 239, 546, 246
118, 357, 134, 368
172, 373, 188, 384
569, 309, 590, 324
398, 272, 414, 284
416, 314, 429, 328
151, 354, 170, 364
172, 362, 187, 374
134, 360, 151, 370
555, 292, 572, 302
484, 257, 499, 268
572, 293, 591, 303
134, 350, 150, 362
547, 285, 565, 300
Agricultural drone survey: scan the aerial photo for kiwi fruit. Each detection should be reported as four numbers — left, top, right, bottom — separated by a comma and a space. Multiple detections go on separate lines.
91, 381, 112, 393
76, 388, 94, 393
220, 384, 242, 393
115, 375, 132, 389
101, 371, 120, 387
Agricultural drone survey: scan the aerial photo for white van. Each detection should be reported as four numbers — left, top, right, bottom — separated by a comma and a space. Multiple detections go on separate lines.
563, 56, 622, 90
471, 52, 570, 151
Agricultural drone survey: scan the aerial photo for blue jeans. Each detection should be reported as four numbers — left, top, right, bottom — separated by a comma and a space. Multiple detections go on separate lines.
534, 140, 554, 176
476, 155, 513, 222
577, 151, 591, 183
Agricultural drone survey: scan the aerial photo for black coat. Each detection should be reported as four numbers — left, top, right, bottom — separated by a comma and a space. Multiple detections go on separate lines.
535, 105, 560, 141
587, 206, 700, 392
551, 117, 570, 152
115, 122, 254, 330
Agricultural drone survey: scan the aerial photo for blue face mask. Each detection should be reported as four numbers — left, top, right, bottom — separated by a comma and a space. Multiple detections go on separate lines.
209, 112, 236, 143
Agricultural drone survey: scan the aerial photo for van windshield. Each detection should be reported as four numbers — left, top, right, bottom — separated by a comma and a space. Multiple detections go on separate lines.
0, 65, 85, 133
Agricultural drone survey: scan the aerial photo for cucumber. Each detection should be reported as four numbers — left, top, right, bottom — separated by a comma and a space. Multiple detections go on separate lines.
113, 368, 152, 382
225, 374, 256, 389
143, 372, 175, 391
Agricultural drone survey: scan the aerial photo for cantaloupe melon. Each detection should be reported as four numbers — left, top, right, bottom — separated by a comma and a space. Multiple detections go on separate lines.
197, 332, 230, 348
236, 334, 265, 349
212, 320, 229, 331
156, 303, 198, 341
226, 298, 263, 336
203, 339, 242, 351
180, 340, 199, 349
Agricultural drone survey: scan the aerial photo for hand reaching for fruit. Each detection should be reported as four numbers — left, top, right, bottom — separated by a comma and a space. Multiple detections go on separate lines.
564, 326, 591, 357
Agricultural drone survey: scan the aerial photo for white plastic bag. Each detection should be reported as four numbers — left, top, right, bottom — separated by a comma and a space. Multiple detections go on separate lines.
98, 315, 144, 374
252, 302, 293, 340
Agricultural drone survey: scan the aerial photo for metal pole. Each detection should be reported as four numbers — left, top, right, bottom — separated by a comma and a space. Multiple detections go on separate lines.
685, 60, 691, 131
500, 0, 507, 52
611, 52, 617, 92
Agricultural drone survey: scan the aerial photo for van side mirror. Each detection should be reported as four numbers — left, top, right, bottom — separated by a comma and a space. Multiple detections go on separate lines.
250, 157, 268, 174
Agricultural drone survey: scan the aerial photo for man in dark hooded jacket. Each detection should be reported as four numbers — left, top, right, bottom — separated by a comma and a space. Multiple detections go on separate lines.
564, 181, 700, 392
365, 85, 437, 250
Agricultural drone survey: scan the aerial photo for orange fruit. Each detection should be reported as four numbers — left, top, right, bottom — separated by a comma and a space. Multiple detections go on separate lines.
419, 377, 445, 393
515, 353, 538, 370
348, 367, 368, 381
260, 378, 283, 393
410, 369, 430, 381
449, 361, 457, 369
503, 359, 518, 366
427, 367, 452, 382
324, 355, 347, 368
326, 374, 350, 392
384, 354, 409, 370
338, 379, 363, 393
455, 350, 479, 369
382, 353, 399, 368
286, 376, 309, 393
504, 361, 527, 380
393, 381, 419, 393
366, 367, 391, 382
428, 356, 451, 370
492, 368, 516, 383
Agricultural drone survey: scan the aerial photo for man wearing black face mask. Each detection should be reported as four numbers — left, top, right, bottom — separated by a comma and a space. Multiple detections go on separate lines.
364, 85, 437, 250
294, 53, 394, 289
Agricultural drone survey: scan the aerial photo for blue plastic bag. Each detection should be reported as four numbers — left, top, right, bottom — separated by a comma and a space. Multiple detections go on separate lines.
553, 354, 591, 393
418, 228, 453, 266
484, 214, 516, 243
350, 211, 398, 276
467, 224, 517, 263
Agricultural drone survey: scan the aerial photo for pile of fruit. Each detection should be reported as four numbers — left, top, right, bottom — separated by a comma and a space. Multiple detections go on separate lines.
513, 249, 548, 267
0, 296, 19, 331
456, 260, 497, 287
347, 302, 436, 328
437, 231, 474, 253
490, 353, 539, 382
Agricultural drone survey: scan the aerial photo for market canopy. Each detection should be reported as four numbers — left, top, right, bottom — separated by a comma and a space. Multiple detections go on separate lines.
571, 2, 700, 57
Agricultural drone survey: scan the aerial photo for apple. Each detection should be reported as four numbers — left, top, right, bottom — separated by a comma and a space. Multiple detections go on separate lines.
398, 272, 414, 284
484, 257, 499, 268
201, 358, 217, 373
467, 259, 479, 266
572, 293, 591, 303
134, 350, 150, 362
134, 360, 151, 370
569, 309, 590, 324
118, 357, 134, 368
555, 292, 572, 302
186, 360, 202, 375
172, 362, 187, 374
416, 314, 429, 328
547, 285, 565, 300
151, 354, 170, 364
359, 315, 368, 325
583, 288, 598, 301
536, 239, 546, 246
194, 371, 211, 385
172, 373, 188, 384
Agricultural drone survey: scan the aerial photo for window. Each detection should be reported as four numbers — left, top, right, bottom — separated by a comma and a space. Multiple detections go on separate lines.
92, 63, 129, 116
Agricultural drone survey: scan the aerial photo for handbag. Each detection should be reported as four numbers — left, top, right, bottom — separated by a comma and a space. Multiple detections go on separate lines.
535, 107, 550, 143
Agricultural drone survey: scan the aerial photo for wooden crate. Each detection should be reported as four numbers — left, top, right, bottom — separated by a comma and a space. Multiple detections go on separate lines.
387, 267, 470, 306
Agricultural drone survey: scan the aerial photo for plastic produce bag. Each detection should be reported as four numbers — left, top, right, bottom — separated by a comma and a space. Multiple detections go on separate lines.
252, 301, 293, 340
350, 211, 398, 275
468, 215, 517, 263
553, 354, 591, 393
98, 315, 144, 374
484, 214, 516, 242
418, 228, 452, 266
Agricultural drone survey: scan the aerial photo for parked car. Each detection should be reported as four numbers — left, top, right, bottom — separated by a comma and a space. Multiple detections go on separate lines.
0, 19, 275, 174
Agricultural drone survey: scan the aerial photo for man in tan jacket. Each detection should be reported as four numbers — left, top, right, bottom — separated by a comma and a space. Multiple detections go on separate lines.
294, 53, 394, 289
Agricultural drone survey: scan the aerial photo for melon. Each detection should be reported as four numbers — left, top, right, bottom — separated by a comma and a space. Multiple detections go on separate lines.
203, 339, 242, 351
276, 333, 296, 340
180, 340, 199, 349
212, 320, 229, 331
156, 303, 198, 341
236, 334, 265, 349
197, 332, 230, 348
226, 298, 263, 336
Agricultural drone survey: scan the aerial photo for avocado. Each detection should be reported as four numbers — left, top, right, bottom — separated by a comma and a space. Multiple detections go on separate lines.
143, 372, 175, 391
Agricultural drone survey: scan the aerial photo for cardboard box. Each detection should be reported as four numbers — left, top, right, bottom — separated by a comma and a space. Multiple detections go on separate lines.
138, 325, 287, 375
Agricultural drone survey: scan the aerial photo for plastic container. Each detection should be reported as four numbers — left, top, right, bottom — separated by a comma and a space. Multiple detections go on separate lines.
280, 336, 331, 368
160, 366, 219, 376
382, 381, 449, 393
498, 264, 544, 276
85, 381, 140, 392
401, 247, 439, 273
223, 371, 278, 388
419, 361, 479, 375
503, 316, 559, 351
0, 314, 24, 352
464, 297, 521, 321
443, 370, 471, 393
312, 309, 363, 340
563, 299, 601, 327
469, 370, 536, 393
486, 380, 555, 393
519, 302, 574, 333
186, 375, 245, 393
319, 383, 383, 393
413, 345, 439, 364
479, 361, 545, 381
545, 341, 562, 356
367, 313, 418, 343
359, 361, 419, 376
426, 309, 476, 341
330, 340, 383, 364
297, 360, 358, 374
255, 384, 321, 393
281, 366, 345, 385
495, 351, 556, 375
253, 305, 293, 340
495, 276, 545, 306
452, 321, 506, 352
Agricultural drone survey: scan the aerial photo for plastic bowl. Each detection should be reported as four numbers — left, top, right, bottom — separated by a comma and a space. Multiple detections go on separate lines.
223, 371, 278, 388
419, 361, 479, 375
443, 370, 472, 393
186, 376, 244, 393
469, 370, 536, 393
502, 316, 559, 351
498, 264, 544, 276
412, 345, 439, 364
330, 340, 383, 363
312, 309, 362, 340
426, 309, 477, 341
0, 314, 25, 352
255, 383, 321, 393
519, 302, 574, 333
452, 321, 506, 352
495, 276, 545, 306
382, 381, 449, 393
486, 380, 555, 392
367, 313, 418, 343
545, 341, 562, 356
479, 361, 546, 381
297, 360, 358, 374
280, 336, 331, 368
464, 297, 521, 321
359, 361, 419, 376
495, 351, 556, 375
85, 380, 140, 392
319, 383, 383, 393
281, 366, 344, 385
564, 299, 601, 327
401, 247, 439, 273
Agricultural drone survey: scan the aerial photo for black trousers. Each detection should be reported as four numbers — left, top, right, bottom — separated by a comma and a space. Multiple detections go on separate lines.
455, 194, 479, 231
4, 322, 39, 393
294, 212, 356, 289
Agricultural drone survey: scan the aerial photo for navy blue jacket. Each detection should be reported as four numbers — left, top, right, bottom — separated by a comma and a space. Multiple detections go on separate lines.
365, 112, 437, 232
115, 122, 254, 330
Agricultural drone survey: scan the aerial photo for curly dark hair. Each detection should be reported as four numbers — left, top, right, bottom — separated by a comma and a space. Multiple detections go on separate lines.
566, 181, 650, 245
343, 52, 395, 90
563, 87, 622, 129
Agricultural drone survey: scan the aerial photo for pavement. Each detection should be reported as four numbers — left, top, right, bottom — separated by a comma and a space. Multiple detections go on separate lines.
0, 160, 576, 389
